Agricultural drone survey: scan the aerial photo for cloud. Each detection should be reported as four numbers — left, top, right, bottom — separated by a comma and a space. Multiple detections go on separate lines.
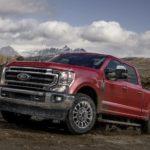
0, 17, 150, 57
79, 21, 150, 57
0, 17, 79, 50
81, 21, 130, 43
0, 0, 51, 17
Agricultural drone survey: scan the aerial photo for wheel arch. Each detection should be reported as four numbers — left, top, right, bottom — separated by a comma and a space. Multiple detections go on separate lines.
76, 85, 99, 110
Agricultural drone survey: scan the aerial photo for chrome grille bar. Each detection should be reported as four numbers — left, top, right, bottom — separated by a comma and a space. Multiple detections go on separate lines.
4, 66, 59, 90
6, 70, 54, 75
6, 80, 52, 86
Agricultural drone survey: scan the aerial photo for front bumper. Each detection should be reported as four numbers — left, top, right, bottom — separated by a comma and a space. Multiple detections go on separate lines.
0, 87, 75, 120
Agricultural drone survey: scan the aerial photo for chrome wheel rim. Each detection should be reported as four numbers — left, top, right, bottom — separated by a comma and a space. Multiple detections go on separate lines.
72, 101, 93, 129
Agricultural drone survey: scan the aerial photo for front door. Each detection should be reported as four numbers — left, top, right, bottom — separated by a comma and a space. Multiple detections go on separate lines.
102, 60, 128, 115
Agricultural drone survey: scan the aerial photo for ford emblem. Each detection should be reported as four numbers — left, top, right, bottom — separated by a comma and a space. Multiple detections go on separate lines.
17, 73, 31, 81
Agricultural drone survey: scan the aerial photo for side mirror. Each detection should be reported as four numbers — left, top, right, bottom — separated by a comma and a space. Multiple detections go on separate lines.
105, 65, 128, 80
105, 68, 117, 80
115, 65, 128, 79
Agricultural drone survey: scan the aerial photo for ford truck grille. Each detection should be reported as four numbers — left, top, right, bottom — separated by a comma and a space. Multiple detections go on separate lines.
4, 66, 58, 91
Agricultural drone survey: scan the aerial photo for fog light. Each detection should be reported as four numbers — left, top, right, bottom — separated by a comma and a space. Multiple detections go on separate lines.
51, 95, 63, 103
56, 96, 63, 102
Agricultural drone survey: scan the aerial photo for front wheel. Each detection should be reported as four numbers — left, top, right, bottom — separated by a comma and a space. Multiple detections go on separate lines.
66, 93, 96, 134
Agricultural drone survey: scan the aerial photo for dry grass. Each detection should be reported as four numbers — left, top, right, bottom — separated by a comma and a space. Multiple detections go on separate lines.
0, 54, 16, 65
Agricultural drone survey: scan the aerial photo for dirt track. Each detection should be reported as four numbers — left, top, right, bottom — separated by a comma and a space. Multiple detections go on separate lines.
0, 115, 150, 150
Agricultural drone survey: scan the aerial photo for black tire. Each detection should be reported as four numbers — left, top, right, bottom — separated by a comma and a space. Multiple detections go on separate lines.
66, 93, 96, 134
1, 111, 31, 124
141, 118, 150, 134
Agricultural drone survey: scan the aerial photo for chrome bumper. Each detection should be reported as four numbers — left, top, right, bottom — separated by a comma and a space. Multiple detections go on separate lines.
0, 87, 75, 120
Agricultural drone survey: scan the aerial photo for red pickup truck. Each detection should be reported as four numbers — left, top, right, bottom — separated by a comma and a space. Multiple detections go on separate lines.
0, 53, 150, 134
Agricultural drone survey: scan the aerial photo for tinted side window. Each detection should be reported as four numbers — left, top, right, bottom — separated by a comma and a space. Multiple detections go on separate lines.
124, 64, 138, 85
105, 60, 121, 78
105, 60, 120, 72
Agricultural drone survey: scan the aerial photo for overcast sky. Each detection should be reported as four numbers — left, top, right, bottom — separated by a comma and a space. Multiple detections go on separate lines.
0, 0, 150, 57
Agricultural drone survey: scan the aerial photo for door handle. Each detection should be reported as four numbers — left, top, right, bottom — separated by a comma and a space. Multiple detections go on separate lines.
122, 86, 128, 90
138, 91, 142, 94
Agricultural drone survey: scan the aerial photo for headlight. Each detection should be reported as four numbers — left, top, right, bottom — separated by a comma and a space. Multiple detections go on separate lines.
0, 67, 6, 85
59, 71, 75, 85
50, 71, 75, 93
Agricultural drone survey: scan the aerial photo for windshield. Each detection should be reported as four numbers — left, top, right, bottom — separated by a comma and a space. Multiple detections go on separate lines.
50, 53, 106, 69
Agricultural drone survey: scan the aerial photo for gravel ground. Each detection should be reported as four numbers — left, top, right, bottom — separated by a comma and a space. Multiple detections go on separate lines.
0, 114, 150, 150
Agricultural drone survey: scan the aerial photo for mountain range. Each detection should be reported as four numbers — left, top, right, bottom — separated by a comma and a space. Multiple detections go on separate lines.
0, 46, 19, 57
0, 45, 86, 58
24, 45, 86, 57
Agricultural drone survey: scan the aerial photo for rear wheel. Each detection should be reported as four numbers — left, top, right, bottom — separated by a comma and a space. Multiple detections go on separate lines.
1, 111, 31, 124
66, 93, 96, 134
141, 117, 150, 134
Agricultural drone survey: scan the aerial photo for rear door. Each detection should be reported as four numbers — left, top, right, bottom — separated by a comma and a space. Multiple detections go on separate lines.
123, 64, 143, 117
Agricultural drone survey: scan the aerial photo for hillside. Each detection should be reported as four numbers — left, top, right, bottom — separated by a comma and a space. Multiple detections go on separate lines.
0, 54, 16, 65
124, 57, 150, 77
123, 57, 150, 90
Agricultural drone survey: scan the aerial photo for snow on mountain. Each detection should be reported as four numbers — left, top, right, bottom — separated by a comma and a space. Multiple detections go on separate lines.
23, 46, 86, 57
21, 50, 39, 57
74, 48, 86, 52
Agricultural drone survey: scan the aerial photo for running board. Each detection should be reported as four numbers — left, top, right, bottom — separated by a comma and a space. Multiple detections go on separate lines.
98, 118, 141, 127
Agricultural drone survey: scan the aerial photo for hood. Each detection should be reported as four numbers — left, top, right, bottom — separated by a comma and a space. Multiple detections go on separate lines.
7, 61, 98, 73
